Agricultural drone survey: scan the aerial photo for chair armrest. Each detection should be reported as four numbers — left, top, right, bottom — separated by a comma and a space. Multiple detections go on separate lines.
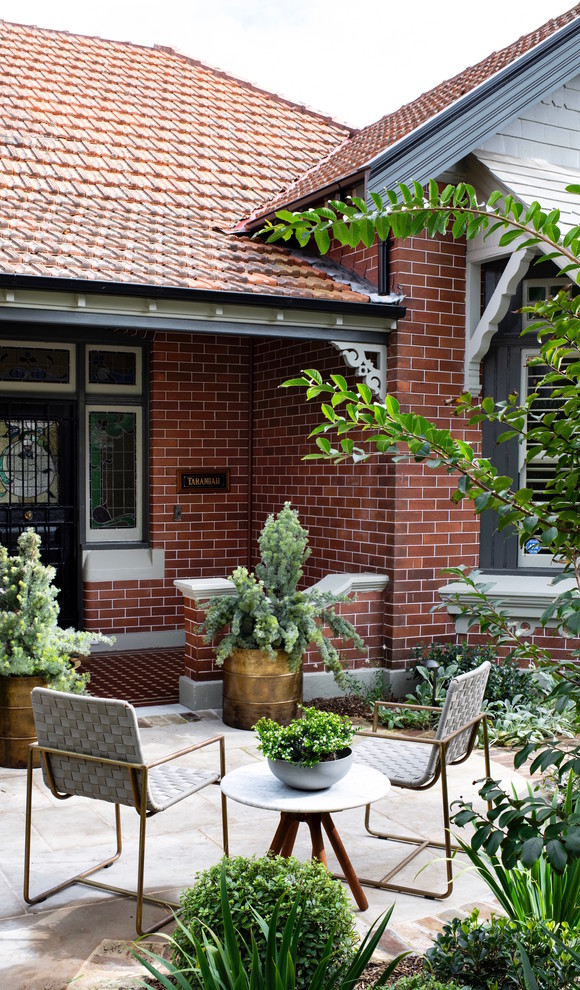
358, 711, 487, 748
357, 728, 442, 746
146, 734, 226, 770
373, 701, 442, 713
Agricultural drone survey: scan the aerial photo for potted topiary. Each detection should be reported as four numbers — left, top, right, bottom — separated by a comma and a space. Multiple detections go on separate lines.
196, 502, 366, 729
254, 705, 357, 789
0, 528, 114, 767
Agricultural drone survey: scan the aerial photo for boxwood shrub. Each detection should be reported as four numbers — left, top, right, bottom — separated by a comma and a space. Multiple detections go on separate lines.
174, 855, 358, 985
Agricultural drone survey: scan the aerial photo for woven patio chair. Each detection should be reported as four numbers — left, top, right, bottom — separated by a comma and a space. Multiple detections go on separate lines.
351, 660, 491, 899
24, 687, 229, 934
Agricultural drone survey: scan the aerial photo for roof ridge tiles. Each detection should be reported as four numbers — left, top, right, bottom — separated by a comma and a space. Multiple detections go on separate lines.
0, 19, 355, 136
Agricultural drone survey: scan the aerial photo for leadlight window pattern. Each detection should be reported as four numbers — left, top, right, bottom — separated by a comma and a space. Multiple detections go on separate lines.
0, 345, 71, 385
89, 410, 137, 532
88, 349, 137, 387
0, 418, 59, 504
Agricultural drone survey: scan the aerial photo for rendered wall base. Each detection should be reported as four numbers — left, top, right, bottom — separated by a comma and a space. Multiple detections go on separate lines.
179, 666, 414, 713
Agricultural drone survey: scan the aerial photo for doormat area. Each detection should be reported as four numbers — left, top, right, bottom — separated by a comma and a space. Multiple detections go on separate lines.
78, 649, 184, 706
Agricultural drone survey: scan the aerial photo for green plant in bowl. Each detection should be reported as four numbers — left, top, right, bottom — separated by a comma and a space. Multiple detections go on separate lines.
254, 705, 356, 766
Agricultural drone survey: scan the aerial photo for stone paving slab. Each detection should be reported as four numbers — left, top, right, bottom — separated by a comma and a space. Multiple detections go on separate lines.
0, 706, 526, 989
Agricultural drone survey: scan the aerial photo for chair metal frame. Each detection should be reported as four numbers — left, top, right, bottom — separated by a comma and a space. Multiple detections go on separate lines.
24, 728, 229, 935
351, 696, 491, 900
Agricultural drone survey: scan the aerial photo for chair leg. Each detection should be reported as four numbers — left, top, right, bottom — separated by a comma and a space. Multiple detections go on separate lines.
24, 747, 124, 906
357, 763, 455, 899
24, 751, 180, 934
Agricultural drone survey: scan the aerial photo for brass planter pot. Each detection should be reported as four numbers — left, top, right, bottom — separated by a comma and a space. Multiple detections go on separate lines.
0, 675, 46, 768
222, 649, 302, 730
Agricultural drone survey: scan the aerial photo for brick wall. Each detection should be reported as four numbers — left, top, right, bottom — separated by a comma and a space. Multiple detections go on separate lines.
84, 331, 252, 634
83, 228, 578, 674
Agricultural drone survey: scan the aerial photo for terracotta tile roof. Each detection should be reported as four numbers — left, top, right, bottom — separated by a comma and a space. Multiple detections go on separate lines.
241, 4, 580, 228
0, 20, 369, 301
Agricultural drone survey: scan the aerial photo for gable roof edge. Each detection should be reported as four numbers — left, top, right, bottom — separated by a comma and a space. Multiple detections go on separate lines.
368, 14, 580, 194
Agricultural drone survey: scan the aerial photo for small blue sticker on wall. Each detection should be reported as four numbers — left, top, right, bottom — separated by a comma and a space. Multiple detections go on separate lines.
524, 538, 542, 555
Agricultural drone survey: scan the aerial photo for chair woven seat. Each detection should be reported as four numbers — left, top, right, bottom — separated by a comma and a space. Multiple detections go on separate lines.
24, 687, 229, 934
147, 765, 219, 812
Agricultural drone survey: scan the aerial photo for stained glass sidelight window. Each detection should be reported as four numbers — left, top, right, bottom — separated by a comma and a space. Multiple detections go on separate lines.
88, 410, 138, 533
0, 418, 59, 504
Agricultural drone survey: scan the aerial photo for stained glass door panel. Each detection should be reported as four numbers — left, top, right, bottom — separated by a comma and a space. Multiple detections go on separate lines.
0, 402, 78, 627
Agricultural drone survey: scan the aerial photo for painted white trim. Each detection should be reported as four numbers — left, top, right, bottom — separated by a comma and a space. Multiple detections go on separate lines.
438, 571, 576, 633
330, 342, 387, 398
306, 573, 389, 596
464, 248, 534, 394
0, 287, 396, 338
175, 572, 389, 602
82, 547, 165, 581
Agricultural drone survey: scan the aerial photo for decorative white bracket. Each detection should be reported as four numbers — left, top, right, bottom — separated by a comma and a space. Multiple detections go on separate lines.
464, 248, 534, 395
331, 342, 387, 398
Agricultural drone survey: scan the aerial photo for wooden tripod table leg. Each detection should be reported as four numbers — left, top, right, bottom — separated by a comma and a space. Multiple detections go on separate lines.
305, 814, 327, 867
269, 812, 299, 857
321, 812, 368, 911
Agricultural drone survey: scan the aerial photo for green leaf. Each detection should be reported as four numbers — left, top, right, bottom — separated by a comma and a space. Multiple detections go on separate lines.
545, 838, 567, 872
541, 526, 558, 544
281, 377, 309, 388
520, 835, 543, 867
314, 227, 331, 254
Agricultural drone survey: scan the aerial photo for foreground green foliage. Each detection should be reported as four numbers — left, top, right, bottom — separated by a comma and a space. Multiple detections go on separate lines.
174, 856, 358, 986
0, 528, 113, 691
389, 978, 463, 990
196, 502, 366, 684
425, 908, 580, 989
274, 179, 580, 895
265, 177, 580, 947
454, 772, 580, 926
254, 705, 356, 766
135, 861, 406, 990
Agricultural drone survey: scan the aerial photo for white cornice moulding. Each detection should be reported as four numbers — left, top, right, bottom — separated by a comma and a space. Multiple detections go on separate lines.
439, 571, 576, 633
175, 572, 389, 602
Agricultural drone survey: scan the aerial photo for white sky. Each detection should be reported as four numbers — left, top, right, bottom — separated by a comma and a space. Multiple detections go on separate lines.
0, 0, 576, 127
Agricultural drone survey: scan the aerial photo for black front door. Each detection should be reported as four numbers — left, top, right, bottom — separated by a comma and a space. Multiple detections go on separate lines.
0, 401, 79, 628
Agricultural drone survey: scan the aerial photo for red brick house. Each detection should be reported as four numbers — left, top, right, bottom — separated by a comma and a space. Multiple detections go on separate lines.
0, 8, 579, 706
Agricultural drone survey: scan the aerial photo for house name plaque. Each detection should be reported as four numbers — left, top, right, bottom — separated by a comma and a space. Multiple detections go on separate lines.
177, 469, 230, 493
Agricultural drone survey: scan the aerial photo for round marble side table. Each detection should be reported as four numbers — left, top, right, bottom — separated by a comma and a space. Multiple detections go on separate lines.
220, 762, 390, 910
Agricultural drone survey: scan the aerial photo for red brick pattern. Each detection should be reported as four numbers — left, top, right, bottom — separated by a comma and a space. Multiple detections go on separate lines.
84, 331, 252, 634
